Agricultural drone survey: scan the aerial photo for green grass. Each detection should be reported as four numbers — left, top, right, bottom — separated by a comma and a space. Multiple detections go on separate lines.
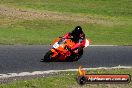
0, 74, 75, 88
0, 19, 132, 45
1, 0, 132, 18
0, 0, 132, 45
0, 69, 132, 88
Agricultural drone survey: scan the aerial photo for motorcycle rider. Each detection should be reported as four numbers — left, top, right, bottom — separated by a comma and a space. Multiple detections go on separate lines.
41, 26, 87, 62
63, 26, 86, 56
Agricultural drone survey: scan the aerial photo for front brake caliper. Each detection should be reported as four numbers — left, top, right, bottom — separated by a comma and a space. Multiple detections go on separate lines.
51, 49, 58, 58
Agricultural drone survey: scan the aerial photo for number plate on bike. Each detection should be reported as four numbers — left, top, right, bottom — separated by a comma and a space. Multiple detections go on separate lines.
53, 42, 59, 48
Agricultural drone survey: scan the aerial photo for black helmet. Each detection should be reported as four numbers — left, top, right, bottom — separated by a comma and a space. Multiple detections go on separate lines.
72, 26, 82, 36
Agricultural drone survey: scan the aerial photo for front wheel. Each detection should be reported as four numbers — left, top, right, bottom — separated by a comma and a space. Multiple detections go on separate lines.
42, 51, 53, 62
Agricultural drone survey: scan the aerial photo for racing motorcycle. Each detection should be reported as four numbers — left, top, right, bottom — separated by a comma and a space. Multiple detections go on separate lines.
41, 37, 90, 62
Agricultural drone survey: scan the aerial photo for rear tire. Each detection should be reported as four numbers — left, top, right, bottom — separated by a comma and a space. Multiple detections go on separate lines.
66, 49, 83, 62
74, 48, 83, 61
65, 56, 74, 62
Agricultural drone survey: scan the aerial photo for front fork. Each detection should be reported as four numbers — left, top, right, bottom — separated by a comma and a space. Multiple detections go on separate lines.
51, 48, 59, 58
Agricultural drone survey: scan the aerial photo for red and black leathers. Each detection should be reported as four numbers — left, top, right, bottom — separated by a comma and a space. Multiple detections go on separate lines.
63, 31, 85, 51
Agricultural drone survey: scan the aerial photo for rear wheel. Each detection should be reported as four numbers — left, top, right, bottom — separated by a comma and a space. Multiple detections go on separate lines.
66, 50, 83, 62
74, 48, 83, 61
65, 55, 74, 62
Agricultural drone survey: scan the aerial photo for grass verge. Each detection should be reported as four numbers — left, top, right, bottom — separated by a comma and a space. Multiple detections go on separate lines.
0, 0, 132, 18
0, 0, 132, 45
0, 68, 132, 88
0, 18, 132, 45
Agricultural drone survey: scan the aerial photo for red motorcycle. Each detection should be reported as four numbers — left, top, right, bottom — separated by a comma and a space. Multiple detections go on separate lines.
41, 37, 90, 62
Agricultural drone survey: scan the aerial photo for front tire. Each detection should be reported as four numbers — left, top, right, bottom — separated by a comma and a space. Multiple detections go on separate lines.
43, 51, 53, 62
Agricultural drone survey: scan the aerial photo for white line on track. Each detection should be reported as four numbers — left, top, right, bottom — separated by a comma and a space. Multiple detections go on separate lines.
0, 66, 132, 79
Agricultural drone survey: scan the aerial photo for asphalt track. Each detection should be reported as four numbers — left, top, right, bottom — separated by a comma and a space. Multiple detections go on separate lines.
0, 45, 132, 74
